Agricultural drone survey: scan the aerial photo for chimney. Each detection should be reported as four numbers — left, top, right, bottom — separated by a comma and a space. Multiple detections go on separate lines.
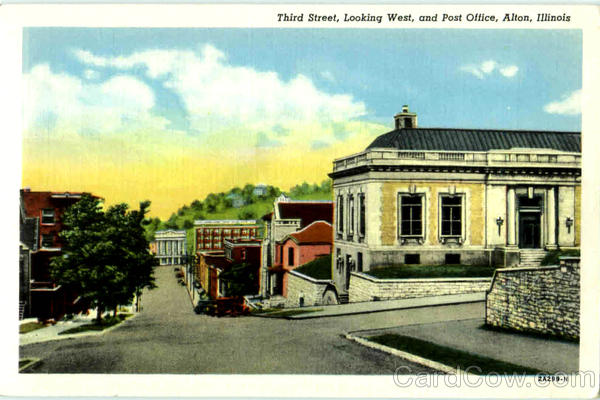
394, 105, 417, 129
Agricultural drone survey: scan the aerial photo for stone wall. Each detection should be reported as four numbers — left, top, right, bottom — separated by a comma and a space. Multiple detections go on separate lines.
485, 257, 580, 339
285, 271, 336, 308
348, 272, 491, 303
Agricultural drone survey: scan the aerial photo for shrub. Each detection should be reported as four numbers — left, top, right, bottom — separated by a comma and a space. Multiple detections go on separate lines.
540, 249, 580, 266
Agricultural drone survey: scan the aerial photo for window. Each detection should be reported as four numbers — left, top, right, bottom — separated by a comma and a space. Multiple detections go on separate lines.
357, 252, 363, 272
41, 209, 55, 224
399, 195, 423, 236
445, 253, 461, 264
337, 195, 344, 233
405, 254, 420, 264
358, 194, 366, 237
348, 195, 355, 235
279, 246, 284, 264
288, 247, 295, 266
441, 196, 462, 236
41, 234, 54, 248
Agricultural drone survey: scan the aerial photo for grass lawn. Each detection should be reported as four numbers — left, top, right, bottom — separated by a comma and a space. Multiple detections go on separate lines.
59, 314, 132, 335
295, 255, 332, 280
19, 322, 45, 334
368, 264, 496, 279
368, 334, 543, 375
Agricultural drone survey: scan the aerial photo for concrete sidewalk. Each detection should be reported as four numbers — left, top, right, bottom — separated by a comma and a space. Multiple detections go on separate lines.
20, 314, 137, 346
353, 318, 579, 374
263, 292, 485, 319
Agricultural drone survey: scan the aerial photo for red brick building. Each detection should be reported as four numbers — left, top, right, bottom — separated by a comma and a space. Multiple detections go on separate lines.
194, 219, 259, 252
20, 189, 95, 320
197, 239, 262, 299
273, 221, 333, 297
261, 196, 334, 296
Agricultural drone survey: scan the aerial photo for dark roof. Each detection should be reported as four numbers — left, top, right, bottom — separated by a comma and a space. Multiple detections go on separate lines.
287, 221, 333, 245
367, 128, 581, 153
277, 201, 333, 228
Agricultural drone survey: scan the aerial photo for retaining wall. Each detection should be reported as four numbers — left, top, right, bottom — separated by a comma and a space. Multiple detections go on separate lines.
485, 257, 580, 339
285, 271, 336, 308
348, 272, 491, 303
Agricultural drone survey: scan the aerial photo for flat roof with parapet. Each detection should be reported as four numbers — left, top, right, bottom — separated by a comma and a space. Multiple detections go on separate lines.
224, 238, 263, 247
193, 219, 258, 226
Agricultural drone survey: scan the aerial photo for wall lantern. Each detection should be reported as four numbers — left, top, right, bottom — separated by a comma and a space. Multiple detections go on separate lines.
566, 217, 573, 234
496, 216, 504, 236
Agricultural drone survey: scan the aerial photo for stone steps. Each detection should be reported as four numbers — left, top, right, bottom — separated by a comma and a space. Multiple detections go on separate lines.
519, 250, 547, 267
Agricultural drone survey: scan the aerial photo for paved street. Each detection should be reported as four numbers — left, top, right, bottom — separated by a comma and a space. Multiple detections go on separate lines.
20, 265, 483, 374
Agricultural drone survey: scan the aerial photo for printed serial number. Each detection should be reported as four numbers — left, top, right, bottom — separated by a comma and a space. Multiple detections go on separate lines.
538, 374, 568, 383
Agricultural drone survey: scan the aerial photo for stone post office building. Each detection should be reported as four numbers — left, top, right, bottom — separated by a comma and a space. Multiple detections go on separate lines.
329, 106, 581, 295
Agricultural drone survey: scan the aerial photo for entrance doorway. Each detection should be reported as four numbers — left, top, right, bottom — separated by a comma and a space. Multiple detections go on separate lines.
519, 212, 541, 248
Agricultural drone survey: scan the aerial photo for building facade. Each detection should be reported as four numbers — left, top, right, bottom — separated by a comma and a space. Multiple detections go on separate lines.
154, 229, 187, 265
20, 189, 94, 320
260, 195, 334, 297
329, 106, 581, 296
273, 221, 333, 297
194, 220, 259, 252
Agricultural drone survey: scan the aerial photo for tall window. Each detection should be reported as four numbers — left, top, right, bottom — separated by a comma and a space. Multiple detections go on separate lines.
441, 196, 462, 236
41, 234, 54, 248
358, 194, 366, 237
288, 247, 295, 266
348, 195, 355, 235
399, 195, 423, 236
41, 209, 55, 224
337, 195, 344, 233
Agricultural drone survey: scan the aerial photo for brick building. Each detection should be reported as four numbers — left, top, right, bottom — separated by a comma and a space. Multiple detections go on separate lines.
19, 189, 95, 320
272, 220, 333, 297
194, 219, 259, 251
194, 220, 260, 299
261, 195, 333, 297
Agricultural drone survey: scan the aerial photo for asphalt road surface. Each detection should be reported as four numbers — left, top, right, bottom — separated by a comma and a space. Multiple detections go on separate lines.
20, 265, 484, 374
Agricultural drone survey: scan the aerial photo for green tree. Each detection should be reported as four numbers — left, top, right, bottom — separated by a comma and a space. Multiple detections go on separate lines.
50, 195, 157, 323
219, 263, 258, 296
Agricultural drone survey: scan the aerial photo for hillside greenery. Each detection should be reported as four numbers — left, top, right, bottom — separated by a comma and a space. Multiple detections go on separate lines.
143, 180, 333, 255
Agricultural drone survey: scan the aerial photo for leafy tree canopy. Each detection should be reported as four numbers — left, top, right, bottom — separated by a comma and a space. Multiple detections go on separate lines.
50, 195, 157, 322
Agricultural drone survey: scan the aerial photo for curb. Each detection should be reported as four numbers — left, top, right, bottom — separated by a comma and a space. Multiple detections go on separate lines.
19, 313, 139, 346
285, 298, 485, 320
19, 357, 41, 373
345, 332, 474, 376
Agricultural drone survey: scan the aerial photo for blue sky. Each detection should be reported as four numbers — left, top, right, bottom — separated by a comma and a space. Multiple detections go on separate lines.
24, 28, 581, 131
22, 28, 582, 217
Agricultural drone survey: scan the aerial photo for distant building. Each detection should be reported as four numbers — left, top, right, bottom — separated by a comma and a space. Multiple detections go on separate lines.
260, 195, 334, 297
253, 183, 268, 197
194, 220, 260, 299
194, 219, 260, 252
329, 106, 581, 299
197, 239, 262, 299
153, 229, 187, 265
20, 189, 95, 320
226, 192, 246, 208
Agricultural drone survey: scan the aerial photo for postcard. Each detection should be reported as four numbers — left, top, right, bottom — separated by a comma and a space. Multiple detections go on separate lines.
1, 2, 599, 398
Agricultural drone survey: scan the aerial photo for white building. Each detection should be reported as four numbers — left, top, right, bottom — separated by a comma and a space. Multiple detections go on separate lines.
154, 229, 187, 265
329, 106, 581, 297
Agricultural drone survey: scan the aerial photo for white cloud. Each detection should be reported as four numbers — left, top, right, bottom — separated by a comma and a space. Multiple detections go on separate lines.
72, 44, 367, 142
461, 60, 518, 79
480, 60, 497, 74
83, 69, 100, 80
499, 65, 519, 78
24, 64, 167, 135
543, 89, 581, 115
